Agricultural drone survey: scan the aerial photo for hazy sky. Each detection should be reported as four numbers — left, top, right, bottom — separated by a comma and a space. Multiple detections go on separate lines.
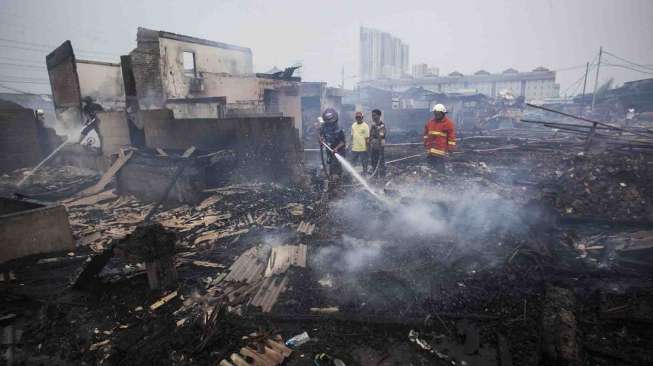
1, 0, 652, 95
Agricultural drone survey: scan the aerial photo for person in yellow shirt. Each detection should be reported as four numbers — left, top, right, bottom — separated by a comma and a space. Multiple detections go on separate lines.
350, 111, 370, 174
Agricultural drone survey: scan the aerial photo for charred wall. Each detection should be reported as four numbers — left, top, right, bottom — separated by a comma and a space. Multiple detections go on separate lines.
131, 28, 165, 109
46, 40, 83, 130
0, 107, 44, 174
143, 115, 303, 184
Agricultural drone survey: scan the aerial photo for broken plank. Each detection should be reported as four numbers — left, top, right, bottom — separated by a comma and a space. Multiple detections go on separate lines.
265, 339, 292, 357
229, 353, 251, 366
64, 189, 117, 208
191, 260, 224, 269
149, 290, 178, 311
80, 151, 134, 196
240, 347, 276, 366
89, 339, 110, 351
155, 148, 168, 157
194, 229, 249, 245
182, 146, 196, 158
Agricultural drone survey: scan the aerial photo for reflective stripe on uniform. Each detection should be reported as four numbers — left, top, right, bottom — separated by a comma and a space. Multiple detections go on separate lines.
448, 141, 456, 145
428, 148, 446, 156
428, 131, 446, 136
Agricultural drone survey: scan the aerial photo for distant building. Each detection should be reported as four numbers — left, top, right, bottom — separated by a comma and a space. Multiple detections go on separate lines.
412, 63, 439, 78
359, 66, 559, 101
360, 27, 409, 81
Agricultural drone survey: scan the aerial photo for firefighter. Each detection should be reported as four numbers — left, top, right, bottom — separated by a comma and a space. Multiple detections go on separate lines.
319, 108, 346, 178
423, 104, 456, 174
350, 111, 370, 174
369, 109, 387, 177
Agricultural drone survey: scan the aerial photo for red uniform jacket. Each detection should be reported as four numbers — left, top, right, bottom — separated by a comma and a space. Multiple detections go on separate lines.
423, 116, 456, 156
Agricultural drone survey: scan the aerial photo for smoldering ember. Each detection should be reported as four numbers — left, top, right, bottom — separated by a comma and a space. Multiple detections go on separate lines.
1, 3, 653, 366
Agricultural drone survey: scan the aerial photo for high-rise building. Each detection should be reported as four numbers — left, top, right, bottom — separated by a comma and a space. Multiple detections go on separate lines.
360, 27, 409, 81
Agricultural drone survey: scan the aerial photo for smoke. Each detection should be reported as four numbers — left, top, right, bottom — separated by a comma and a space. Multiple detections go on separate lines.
50, 107, 83, 142
313, 181, 535, 277
310, 180, 545, 311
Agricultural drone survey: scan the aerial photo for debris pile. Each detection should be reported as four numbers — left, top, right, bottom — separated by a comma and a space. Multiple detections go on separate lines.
0, 165, 100, 199
538, 152, 652, 220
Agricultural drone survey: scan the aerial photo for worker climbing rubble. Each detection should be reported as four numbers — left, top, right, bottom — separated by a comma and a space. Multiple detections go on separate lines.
423, 103, 456, 174
350, 111, 370, 175
319, 108, 346, 180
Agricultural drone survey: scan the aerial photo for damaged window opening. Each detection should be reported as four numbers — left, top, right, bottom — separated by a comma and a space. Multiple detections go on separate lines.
183, 51, 196, 77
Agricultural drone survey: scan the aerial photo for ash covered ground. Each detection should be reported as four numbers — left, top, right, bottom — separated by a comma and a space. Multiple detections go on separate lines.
1, 137, 653, 366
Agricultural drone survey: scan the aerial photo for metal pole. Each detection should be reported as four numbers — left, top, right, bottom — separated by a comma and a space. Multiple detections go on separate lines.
580, 61, 590, 116
581, 62, 590, 98
591, 47, 602, 110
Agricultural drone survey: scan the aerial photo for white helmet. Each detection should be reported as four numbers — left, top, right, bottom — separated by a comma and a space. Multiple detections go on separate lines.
432, 104, 447, 113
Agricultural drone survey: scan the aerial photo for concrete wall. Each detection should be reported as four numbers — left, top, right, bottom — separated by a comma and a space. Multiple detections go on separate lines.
159, 36, 253, 81
143, 115, 303, 184
0, 199, 74, 263
166, 101, 224, 119
95, 111, 131, 156
128, 28, 303, 136
76, 60, 125, 110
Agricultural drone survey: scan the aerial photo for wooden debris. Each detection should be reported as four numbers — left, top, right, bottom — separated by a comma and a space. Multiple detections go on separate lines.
149, 290, 178, 311
198, 194, 223, 210
297, 221, 316, 235
224, 248, 265, 283
64, 189, 117, 208
191, 260, 224, 269
89, 339, 110, 351
155, 148, 168, 156
220, 335, 292, 366
250, 275, 289, 312
182, 146, 196, 158
79, 150, 134, 197
194, 228, 249, 245
286, 203, 304, 216
310, 306, 339, 314
264, 244, 307, 277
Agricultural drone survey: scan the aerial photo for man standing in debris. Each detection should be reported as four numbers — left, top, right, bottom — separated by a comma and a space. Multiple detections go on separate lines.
369, 109, 387, 177
350, 111, 370, 174
319, 108, 346, 178
423, 104, 456, 174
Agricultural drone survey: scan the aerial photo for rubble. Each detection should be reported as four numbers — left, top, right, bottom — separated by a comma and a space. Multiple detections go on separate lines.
1, 31, 653, 365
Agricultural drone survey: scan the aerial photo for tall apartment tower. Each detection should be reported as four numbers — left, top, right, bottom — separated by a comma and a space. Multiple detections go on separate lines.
360, 27, 409, 81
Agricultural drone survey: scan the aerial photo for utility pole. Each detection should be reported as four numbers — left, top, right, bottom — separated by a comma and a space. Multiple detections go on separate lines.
591, 46, 602, 111
580, 61, 590, 116
341, 66, 345, 89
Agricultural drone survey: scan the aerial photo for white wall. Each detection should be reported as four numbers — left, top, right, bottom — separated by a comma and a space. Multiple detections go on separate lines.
76, 61, 125, 110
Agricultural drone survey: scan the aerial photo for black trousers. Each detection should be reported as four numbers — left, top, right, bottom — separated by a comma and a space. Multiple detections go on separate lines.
350, 150, 368, 173
426, 155, 445, 174
370, 147, 386, 177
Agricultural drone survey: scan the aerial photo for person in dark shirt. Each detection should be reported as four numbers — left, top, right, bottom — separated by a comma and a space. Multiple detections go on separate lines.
319, 108, 346, 178
369, 109, 387, 177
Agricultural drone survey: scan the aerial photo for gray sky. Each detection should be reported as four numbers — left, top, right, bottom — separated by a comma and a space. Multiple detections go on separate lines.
1, 0, 652, 95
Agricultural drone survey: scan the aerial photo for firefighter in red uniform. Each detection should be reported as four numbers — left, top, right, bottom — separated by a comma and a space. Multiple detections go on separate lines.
423, 104, 456, 174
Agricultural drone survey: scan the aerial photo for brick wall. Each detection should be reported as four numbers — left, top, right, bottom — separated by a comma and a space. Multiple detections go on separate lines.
131, 28, 165, 109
